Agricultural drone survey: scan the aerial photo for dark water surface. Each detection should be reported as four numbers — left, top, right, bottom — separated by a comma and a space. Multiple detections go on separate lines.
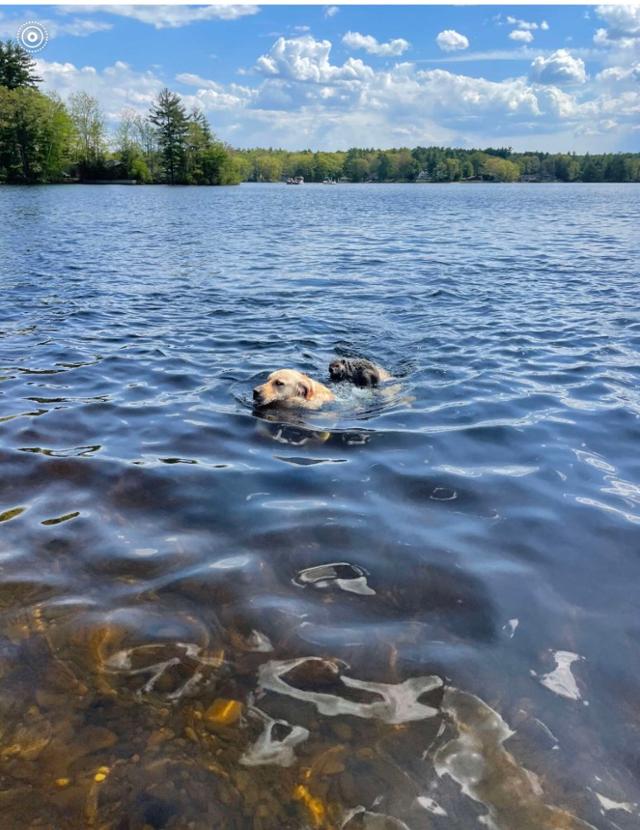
1, 183, 639, 830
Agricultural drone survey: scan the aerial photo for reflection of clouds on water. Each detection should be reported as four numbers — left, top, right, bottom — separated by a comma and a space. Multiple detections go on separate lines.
436, 463, 539, 479
573, 448, 640, 525
502, 618, 519, 639
104, 641, 222, 700
294, 562, 376, 596
259, 657, 443, 724
341, 806, 411, 829
594, 792, 637, 816
416, 795, 448, 816
435, 688, 597, 830
241, 707, 309, 768
535, 650, 585, 703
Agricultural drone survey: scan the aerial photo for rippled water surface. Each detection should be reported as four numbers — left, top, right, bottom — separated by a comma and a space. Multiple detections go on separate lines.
1, 182, 639, 830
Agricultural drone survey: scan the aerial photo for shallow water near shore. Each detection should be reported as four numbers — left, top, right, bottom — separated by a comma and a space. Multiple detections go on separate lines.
1, 182, 639, 829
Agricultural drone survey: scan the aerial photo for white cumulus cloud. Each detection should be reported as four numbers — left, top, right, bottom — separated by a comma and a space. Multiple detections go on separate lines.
595, 5, 640, 38
176, 73, 253, 110
505, 16, 549, 32
506, 16, 536, 31
593, 5, 640, 62
530, 49, 587, 86
36, 58, 165, 119
436, 30, 469, 53
342, 31, 409, 57
32, 29, 640, 155
509, 30, 534, 44
324, 6, 339, 18
256, 35, 373, 82
595, 62, 640, 86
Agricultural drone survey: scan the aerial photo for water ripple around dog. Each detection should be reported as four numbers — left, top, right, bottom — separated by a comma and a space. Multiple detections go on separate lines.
1, 183, 639, 830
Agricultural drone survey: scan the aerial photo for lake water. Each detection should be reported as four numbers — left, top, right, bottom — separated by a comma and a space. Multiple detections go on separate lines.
1, 182, 639, 830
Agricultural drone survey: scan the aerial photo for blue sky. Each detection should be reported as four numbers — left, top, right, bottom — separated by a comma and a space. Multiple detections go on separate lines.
2, 5, 639, 152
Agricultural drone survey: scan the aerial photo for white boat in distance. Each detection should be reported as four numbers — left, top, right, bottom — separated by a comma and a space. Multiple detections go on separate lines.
286, 176, 304, 185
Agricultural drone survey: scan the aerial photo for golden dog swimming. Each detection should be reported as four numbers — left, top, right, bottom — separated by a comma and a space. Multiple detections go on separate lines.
253, 369, 335, 410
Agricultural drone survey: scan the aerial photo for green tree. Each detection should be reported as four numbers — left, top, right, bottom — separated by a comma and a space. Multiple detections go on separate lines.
184, 109, 238, 185
285, 151, 315, 180
313, 151, 342, 182
445, 157, 462, 181
69, 91, 106, 176
581, 155, 604, 182
115, 108, 146, 179
0, 87, 73, 182
131, 113, 160, 180
0, 40, 42, 90
254, 153, 283, 181
625, 157, 640, 183
230, 153, 252, 182
460, 158, 474, 179
395, 149, 420, 181
347, 157, 370, 182
216, 149, 245, 185
469, 151, 488, 177
344, 149, 370, 182
555, 154, 579, 182
482, 156, 520, 182
604, 155, 631, 182
149, 88, 189, 184
185, 108, 211, 183
432, 159, 450, 182
376, 151, 392, 182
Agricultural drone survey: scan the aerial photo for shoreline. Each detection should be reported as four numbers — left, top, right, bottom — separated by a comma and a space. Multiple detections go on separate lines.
2, 179, 639, 188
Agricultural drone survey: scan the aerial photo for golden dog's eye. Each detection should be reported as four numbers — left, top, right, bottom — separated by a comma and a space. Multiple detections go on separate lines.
274, 380, 285, 387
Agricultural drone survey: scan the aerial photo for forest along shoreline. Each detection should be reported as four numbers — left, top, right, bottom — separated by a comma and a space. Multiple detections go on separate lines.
2, 38, 640, 187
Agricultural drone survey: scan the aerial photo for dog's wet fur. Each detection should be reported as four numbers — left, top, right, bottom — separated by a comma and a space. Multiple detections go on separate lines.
329, 357, 391, 388
253, 369, 335, 410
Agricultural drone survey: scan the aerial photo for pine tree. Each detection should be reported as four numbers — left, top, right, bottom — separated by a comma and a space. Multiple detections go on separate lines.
0, 40, 42, 90
185, 108, 211, 183
149, 88, 188, 184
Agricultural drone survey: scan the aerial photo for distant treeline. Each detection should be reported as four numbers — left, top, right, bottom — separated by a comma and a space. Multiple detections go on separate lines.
237, 146, 640, 184
1, 39, 639, 186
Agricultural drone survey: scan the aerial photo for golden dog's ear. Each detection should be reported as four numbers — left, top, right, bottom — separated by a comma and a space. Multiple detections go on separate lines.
297, 380, 312, 400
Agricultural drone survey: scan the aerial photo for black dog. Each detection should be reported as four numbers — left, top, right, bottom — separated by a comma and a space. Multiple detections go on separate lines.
329, 357, 391, 388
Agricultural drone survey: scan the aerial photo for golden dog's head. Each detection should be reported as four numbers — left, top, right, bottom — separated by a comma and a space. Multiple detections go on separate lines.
253, 369, 314, 407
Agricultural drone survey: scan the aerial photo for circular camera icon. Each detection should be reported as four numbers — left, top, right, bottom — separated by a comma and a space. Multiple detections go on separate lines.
17, 21, 49, 53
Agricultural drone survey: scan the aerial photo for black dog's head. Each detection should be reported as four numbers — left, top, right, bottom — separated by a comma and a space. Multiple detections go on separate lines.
329, 358, 351, 382
329, 358, 380, 387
